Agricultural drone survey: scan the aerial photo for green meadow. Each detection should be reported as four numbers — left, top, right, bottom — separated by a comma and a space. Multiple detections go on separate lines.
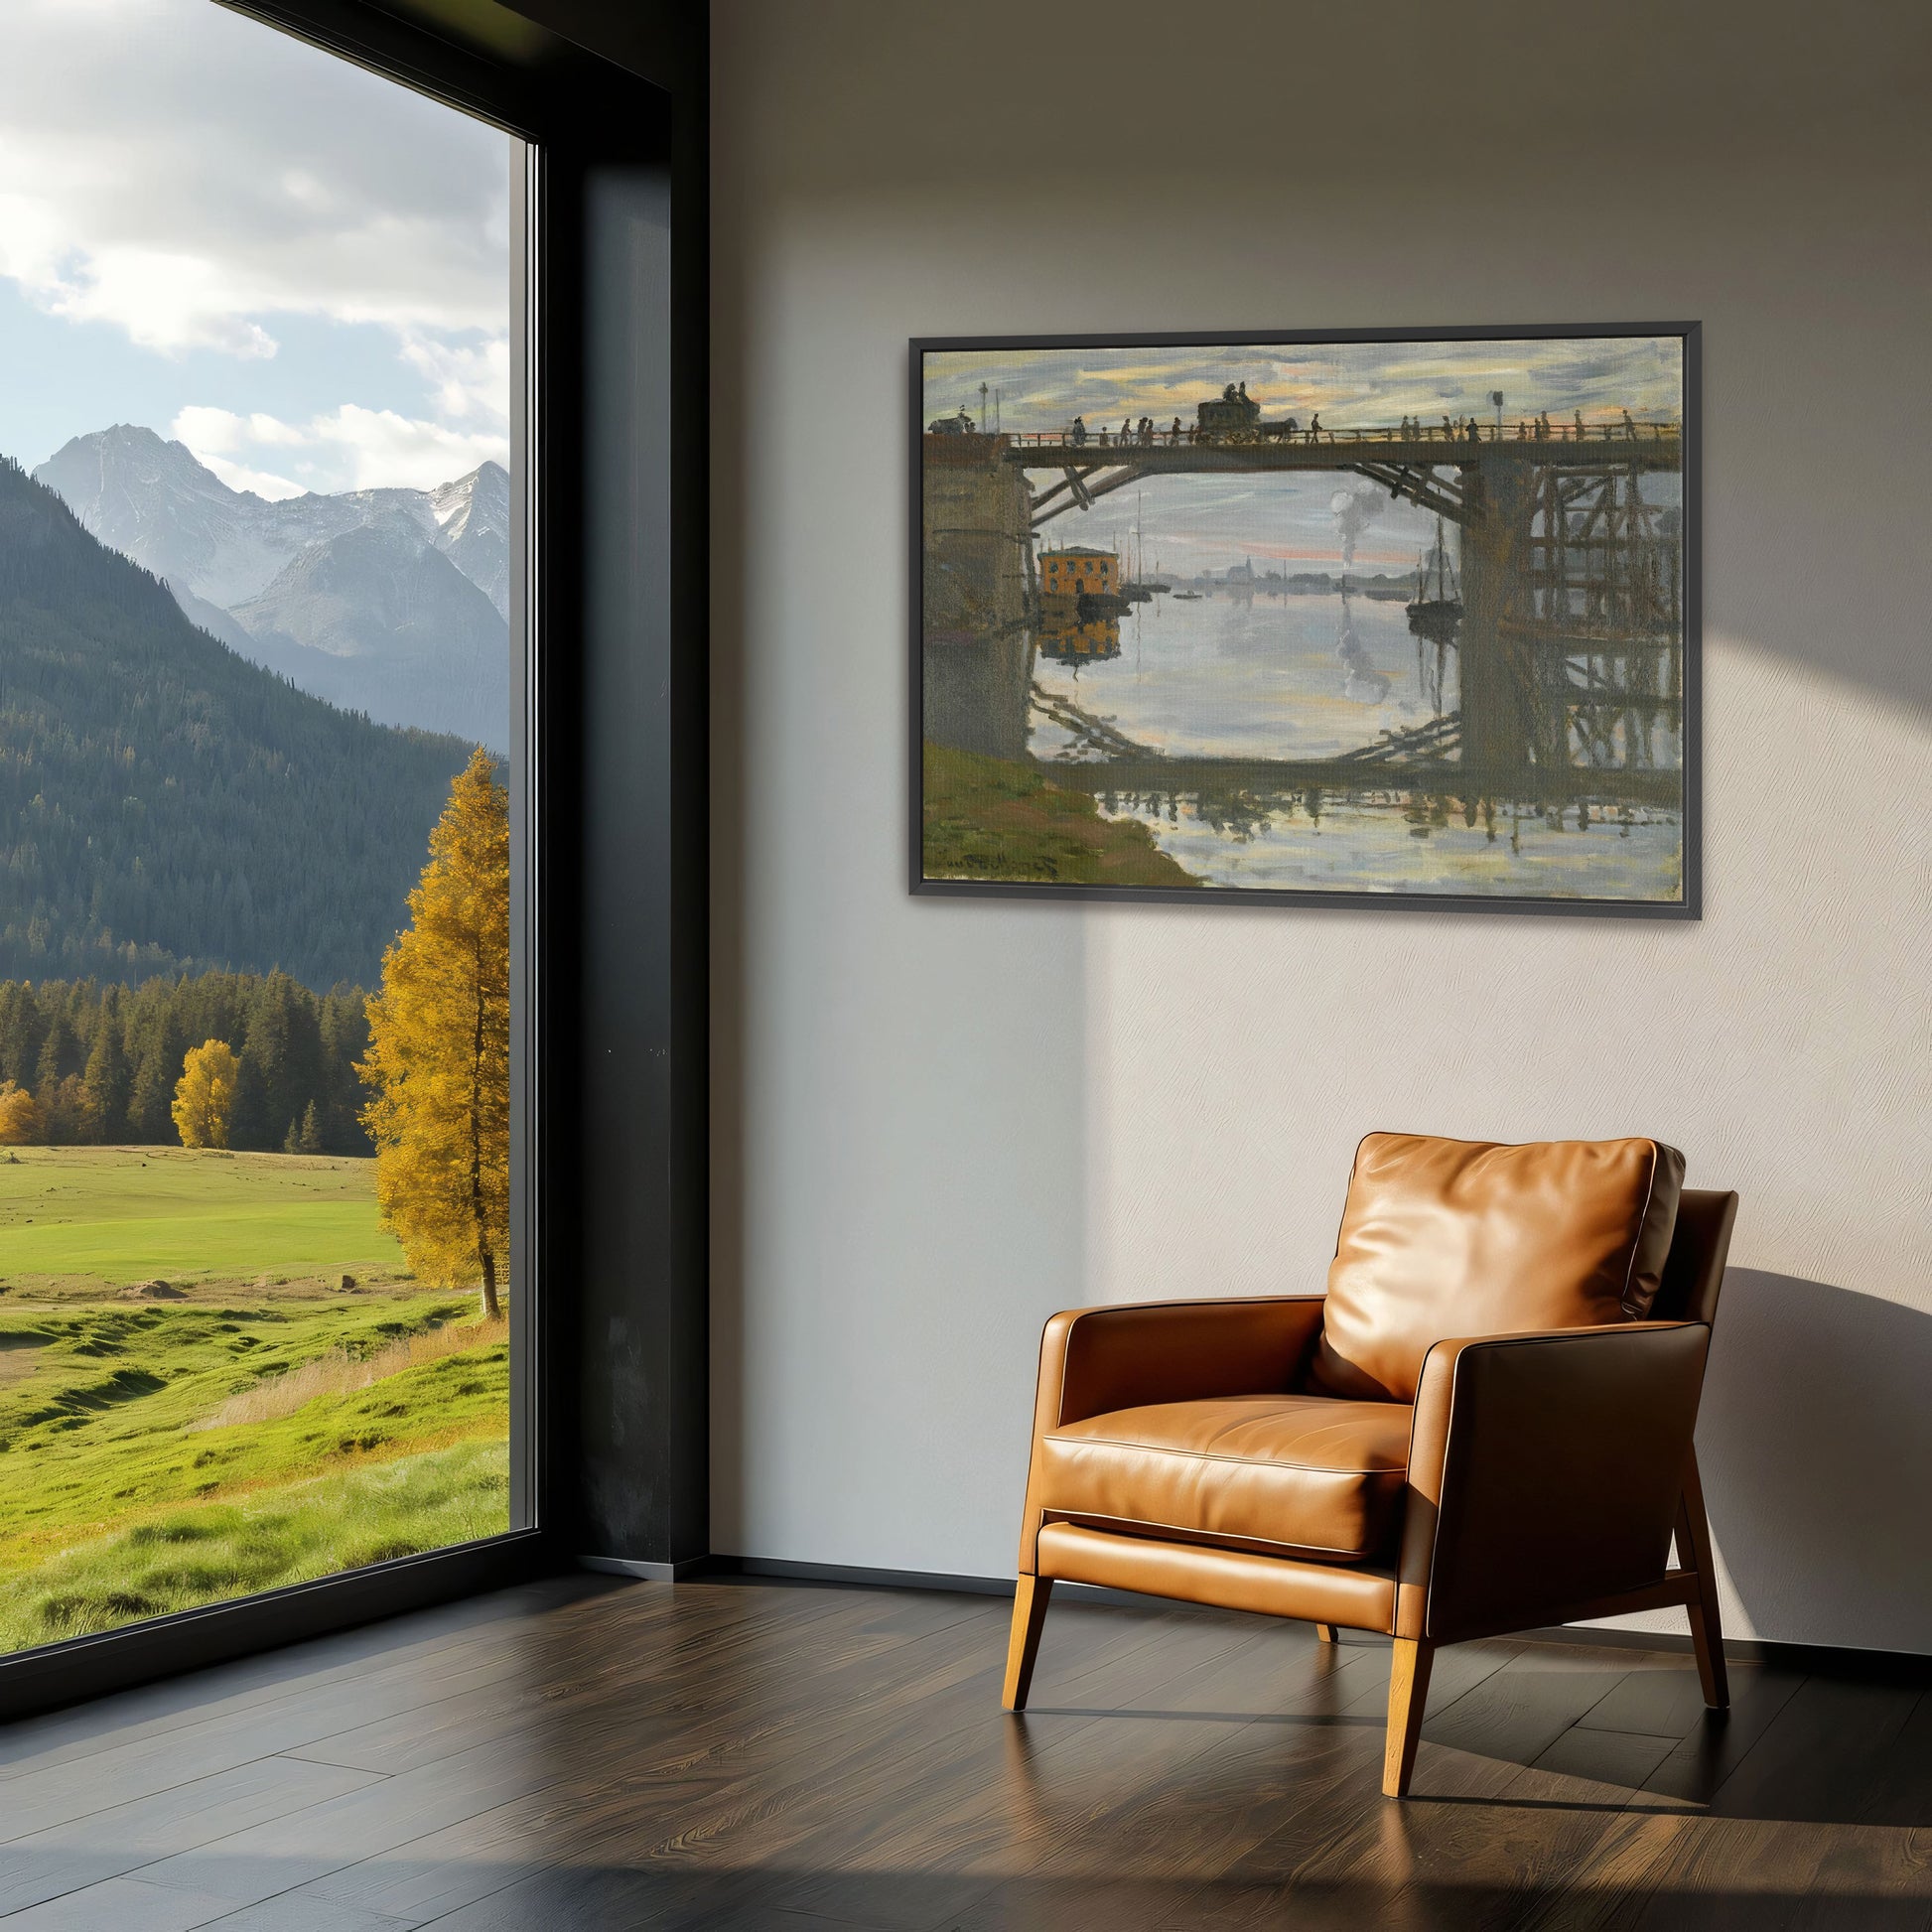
0, 1145, 407, 1289
0, 1148, 509, 1651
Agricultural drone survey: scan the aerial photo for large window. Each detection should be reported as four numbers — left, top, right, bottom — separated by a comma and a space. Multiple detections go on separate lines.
0, 0, 527, 1652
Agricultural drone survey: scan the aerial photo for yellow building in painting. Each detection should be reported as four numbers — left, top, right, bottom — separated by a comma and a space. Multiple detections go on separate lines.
1039, 547, 1118, 598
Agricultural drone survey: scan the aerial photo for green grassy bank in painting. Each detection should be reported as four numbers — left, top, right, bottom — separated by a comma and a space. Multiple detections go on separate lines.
921, 743, 1197, 888
0, 1148, 508, 1650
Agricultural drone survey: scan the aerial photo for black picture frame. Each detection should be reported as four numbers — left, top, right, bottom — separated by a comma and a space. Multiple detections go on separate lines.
908, 323, 1701, 919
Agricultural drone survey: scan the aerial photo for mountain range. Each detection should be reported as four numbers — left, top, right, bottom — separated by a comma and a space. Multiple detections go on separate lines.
34, 426, 509, 750
0, 455, 476, 989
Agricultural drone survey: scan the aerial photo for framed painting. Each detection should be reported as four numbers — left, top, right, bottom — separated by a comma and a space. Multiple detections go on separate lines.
909, 325, 1700, 915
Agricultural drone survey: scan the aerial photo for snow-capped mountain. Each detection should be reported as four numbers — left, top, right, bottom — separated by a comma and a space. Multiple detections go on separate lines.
231, 514, 509, 751
430, 460, 510, 618
33, 426, 511, 746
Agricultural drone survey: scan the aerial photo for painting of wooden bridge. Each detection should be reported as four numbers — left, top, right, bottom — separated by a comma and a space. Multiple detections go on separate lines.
913, 328, 1698, 913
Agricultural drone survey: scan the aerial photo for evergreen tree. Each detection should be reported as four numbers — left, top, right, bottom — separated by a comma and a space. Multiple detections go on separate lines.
297, 1100, 325, 1155
358, 750, 510, 1318
35, 1013, 81, 1092
0, 970, 372, 1151
127, 1034, 184, 1143
80, 1014, 130, 1141
229, 1037, 271, 1152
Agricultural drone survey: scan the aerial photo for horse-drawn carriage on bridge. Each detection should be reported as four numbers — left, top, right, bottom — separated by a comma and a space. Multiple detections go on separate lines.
1192, 387, 1295, 445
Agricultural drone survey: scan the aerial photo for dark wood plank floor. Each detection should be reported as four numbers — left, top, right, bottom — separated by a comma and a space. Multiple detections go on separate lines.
1, 1575, 1928, 1929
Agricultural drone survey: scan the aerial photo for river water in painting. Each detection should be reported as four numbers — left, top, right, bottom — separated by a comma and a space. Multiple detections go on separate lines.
1005, 587, 1683, 900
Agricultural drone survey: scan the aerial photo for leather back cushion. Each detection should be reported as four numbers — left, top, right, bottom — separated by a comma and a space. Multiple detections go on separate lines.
1306, 1133, 1686, 1403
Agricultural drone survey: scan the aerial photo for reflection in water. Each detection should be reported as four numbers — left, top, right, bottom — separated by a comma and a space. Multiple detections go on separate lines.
1038, 615, 1121, 663
926, 587, 1682, 899
1335, 593, 1392, 705
924, 624, 1034, 761
1091, 785, 1681, 899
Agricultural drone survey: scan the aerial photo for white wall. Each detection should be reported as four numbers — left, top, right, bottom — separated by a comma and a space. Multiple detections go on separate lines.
710, 0, 1932, 1651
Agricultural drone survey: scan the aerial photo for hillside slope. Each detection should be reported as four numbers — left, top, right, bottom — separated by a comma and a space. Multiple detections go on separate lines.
0, 457, 476, 988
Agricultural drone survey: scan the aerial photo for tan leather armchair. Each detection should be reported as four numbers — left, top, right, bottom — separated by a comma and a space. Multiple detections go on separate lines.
1003, 1134, 1737, 1798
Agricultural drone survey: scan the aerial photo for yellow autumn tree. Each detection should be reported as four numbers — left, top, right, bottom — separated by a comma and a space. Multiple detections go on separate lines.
0, 1079, 42, 1146
172, 1040, 239, 1149
358, 749, 510, 1318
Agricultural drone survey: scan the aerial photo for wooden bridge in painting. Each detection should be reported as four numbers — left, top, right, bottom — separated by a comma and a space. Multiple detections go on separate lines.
1004, 417, 1682, 529
925, 409, 1687, 786
996, 415, 1687, 779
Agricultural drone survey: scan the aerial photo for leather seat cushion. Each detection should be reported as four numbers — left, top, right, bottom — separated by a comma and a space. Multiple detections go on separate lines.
1035, 1394, 1412, 1564
1307, 1133, 1686, 1404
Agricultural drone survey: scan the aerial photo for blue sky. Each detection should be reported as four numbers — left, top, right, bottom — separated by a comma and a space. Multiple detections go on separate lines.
0, 0, 512, 494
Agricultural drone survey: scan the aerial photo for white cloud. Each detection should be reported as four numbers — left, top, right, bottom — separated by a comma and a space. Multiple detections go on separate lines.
172, 402, 507, 498
310, 404, 508, 491
398, 333, 511, 425
0, 0, 510, 354
2, 0, 511, 491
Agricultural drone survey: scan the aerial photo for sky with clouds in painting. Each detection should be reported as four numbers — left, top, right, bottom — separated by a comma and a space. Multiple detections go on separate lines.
926, 337, 1683, 574
0, 0, 512, 496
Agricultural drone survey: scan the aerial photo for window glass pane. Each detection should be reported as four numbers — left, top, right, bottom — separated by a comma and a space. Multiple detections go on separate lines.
0, 0, 522, 1652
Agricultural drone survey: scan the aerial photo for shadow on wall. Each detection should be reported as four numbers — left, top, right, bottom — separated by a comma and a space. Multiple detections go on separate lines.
1700, 1270, 1932, 1657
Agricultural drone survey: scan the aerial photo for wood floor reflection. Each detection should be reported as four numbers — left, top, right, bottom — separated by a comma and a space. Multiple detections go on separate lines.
0, 1574, 1926, 1928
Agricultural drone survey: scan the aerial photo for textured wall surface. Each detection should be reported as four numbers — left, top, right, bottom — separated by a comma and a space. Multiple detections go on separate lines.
710, 0, 1932, 1649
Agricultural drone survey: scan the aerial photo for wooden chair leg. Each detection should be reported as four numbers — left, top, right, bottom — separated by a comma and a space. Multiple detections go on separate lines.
1003, 1575, 1053, 1712
1382, 1638, 1434, 1799
1313, 1622, 1338, 1644
1677, 1448, 1728, 1710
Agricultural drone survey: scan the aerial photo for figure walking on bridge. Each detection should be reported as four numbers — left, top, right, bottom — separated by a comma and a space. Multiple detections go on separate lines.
1071, 416, 1087, 447
1575, 409, 1587, 440
1170, 416, 1181, 444
1621, 409, 1637, 440
1308, 413, 1322, 444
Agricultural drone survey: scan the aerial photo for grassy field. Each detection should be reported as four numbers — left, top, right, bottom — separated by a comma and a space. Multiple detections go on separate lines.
0, 1145, 407, 1289
0, 1148, 508, 1651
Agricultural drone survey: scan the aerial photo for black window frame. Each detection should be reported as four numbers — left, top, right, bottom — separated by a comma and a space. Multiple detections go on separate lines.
0, 0, 710, 1721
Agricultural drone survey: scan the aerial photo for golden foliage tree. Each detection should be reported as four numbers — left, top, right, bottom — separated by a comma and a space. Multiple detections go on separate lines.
0, 1079, 41, 1146
172, 1039, 239, 1149
358, 749, 510, 1318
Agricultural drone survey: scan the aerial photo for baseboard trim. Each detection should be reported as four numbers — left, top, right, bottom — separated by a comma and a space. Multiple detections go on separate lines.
687, 1554, 1932, 1678
578, 1554, 710, 1583
697, 1554, 1015, 1596
0, 1528, 553, 1724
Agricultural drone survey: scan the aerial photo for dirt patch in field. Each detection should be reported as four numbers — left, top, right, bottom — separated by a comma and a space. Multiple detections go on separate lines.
0, 1335, 49, 1388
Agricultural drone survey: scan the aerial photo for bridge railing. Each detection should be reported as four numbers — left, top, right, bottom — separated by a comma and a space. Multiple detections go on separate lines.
998, 418, 1683, 453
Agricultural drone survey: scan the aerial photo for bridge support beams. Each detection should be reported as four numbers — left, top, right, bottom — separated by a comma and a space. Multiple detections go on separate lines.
922, 438, 1035, 636
1457, 457, 1538, 778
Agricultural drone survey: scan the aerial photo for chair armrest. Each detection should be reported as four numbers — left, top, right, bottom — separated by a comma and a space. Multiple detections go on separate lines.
1396, 1321, 1710, 1641
1033, 1297, 1327, 1435
1016, 1298, 1325, 1575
